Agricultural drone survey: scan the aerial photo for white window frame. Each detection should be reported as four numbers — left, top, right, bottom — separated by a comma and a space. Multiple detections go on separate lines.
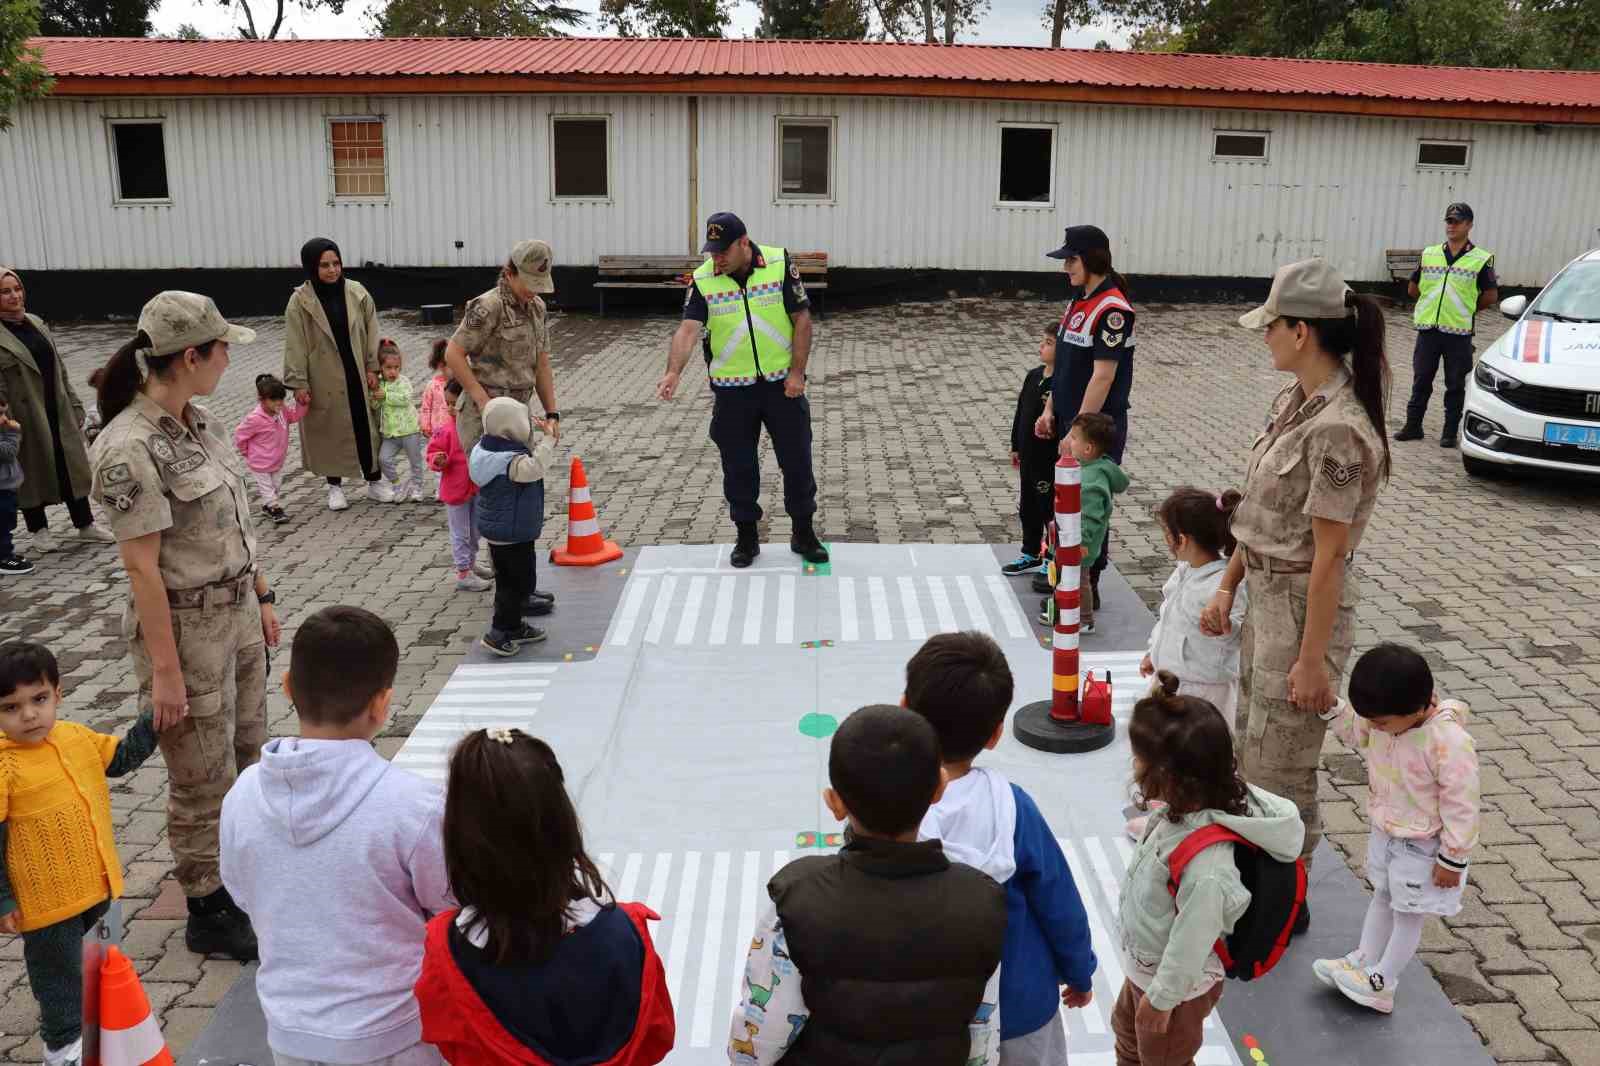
774, 116, 836, 204
106, 117, 172, 206
995, 121, 1058, 209
326, 115, 390, 203
550, 114, 613, 203
1212, 129, 1271, 163
1416, 138, 1472, 171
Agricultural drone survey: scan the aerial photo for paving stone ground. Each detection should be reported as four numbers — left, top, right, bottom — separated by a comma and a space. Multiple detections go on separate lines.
1, 296, 1597, 1062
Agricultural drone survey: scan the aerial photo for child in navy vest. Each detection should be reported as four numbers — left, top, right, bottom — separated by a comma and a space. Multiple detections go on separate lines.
469, 397, 555, 657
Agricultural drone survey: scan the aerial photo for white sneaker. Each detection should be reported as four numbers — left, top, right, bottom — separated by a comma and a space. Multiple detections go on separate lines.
367, 480, 396, 504
392, 481, 413, 503
407, 479, 427, 502
328, 485, 349, 511
1331, 964, 1395, 1013
43, 1036, 82, 1066
473, 559, 495, 580
76, 523, 116, 543
1313, 951, 1365, 988
455, 571, 492, 592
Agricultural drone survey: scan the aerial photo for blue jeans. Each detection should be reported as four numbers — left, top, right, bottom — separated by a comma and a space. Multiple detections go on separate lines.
0, 488, 16, 558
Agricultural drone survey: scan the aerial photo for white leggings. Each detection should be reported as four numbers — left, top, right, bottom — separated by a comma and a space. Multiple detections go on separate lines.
250, 470, 283, 508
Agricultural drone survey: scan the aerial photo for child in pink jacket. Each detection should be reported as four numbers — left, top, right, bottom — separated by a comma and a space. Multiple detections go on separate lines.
419, 339, 452, 439
1312, 642, 1478, 1017
427, 380, 490, 592
233, 374, 305, 524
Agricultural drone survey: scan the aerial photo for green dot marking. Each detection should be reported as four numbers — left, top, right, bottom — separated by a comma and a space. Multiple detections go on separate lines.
798, 713, 838, 739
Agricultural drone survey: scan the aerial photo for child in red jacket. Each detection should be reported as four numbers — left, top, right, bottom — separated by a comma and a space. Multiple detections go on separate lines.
426, 380, 491, 593
415, 728, 675, 1066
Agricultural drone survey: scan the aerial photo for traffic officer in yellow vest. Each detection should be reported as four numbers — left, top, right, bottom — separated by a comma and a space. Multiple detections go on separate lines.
1396, 202, 1498, 448
657, 213, 827, 568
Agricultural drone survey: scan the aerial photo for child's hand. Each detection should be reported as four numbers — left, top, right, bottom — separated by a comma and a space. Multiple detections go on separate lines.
0, 910, 17, 934
1140, 654, 1153, 677
1135, 997, 1172, 1034
1433, 865, 1462, 888
428, 453, 447, 471
1011, 450, 1020, 469
1061, 985, 1093, 1009
532, 416, 557, 439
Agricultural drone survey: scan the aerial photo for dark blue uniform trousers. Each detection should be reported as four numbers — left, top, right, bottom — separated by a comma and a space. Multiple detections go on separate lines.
710, 377, 817, 524
1405, 329, 1475, 435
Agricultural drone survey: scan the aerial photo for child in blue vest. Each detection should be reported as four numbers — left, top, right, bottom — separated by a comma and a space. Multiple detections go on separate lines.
906, 631, 1097, 1065
469, 397, 556, 657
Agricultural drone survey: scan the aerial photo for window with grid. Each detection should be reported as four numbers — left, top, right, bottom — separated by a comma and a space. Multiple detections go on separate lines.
330, 119, 387, 199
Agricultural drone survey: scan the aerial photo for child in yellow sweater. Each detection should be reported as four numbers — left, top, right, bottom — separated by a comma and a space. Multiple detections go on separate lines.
0, 641, 161, 1066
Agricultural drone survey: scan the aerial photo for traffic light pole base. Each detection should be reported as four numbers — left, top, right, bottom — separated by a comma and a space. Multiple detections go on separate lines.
1012, 700, 1116, 754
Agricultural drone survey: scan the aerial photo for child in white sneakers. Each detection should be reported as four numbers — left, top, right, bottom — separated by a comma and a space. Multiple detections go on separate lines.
1312, 643, 1478, 1015
375, 339, 427, 503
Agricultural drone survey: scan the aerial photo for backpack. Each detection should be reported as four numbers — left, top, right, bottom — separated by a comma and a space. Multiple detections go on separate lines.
1165, 825, 1306, 981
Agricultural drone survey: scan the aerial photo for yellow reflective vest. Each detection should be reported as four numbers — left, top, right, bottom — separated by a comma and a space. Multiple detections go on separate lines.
1414, 243, 1492, 335
693, 245, 795, 385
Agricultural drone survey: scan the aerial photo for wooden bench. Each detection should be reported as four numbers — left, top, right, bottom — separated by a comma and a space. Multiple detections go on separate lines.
1386, 248, 1422, 285
594, 252, 829, 317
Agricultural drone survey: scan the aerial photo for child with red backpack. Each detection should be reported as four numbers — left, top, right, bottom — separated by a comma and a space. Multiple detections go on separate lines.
414, 728, 675, 1065
1116, 673, 1304, 1066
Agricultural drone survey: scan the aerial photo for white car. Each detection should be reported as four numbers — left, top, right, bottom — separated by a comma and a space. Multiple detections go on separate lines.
1461, 248, 1600, 478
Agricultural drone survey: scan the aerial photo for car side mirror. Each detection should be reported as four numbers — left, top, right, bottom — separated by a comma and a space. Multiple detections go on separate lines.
1499, 295, 1528, 320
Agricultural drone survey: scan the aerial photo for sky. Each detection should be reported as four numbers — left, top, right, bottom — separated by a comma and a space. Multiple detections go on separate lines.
148, 0, 1129, 48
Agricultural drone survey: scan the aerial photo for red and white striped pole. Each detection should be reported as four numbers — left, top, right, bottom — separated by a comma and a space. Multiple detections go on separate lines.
1050, 456, 1082, 722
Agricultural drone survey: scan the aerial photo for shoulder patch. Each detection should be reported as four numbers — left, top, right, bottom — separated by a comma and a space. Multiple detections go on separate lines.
148, 436, 177, 463
103, 483, 142, 512
1100, 329, 1124, 348
463, 299, 491, 330
158, 415, 185, 440
101, 463, 132, 485
1104, 310, 1126, 331
1320, 455, 1364, 488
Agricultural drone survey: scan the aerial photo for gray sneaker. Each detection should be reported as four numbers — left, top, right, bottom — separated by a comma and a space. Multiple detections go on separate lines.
455, 572, 492, 592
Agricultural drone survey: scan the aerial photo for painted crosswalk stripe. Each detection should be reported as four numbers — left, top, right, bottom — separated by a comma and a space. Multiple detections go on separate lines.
664, 852, 703, 1010
644, 575, 679, 645
709, 576, 736, 646
742, 576, 766, 646
1082, 837, 1125, 928
955, 575, 993, 635
430, 693, 545, 706
985, 574, 1030, 638
453, 663, 560, 677
617, 853, 644, 903
927, 576, 959, 633
676, 576, 708, 645
729, 851, 761, 1012
898, 576, 927, 640
838, 577, 860, 643
645, 852, 673, 914
1061, 839, 1125, 1001
691, 851, 733, 1046
610, 575, 653, 646
776, 575, 796, 645
868, 577, 893, 640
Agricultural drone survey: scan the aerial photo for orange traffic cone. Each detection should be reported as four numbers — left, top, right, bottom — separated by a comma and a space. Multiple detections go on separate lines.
551, 457, 623, 567
98, 945, 173, 1066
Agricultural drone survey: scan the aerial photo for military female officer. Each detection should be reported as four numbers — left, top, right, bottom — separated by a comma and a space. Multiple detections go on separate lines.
90, 292, 277, 961
1199, 259, 1390, 933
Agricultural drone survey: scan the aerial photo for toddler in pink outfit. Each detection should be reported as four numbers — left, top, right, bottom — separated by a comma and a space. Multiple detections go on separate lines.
1312, 642, 1478, 1017
419, 339, 452, 438
426, 379, 491, 592
233, 374, 305, 524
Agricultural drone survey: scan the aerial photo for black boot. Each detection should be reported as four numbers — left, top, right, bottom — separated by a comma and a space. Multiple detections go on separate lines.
790, 518, 829, 564
186, 886, 259, 961
1393, 423, 1424, 442
1031, 570, 1053, 595
1292, 900, 1310, 938
523, 592, 554, 617
731, 522, 760, 569
529, 589, 556, 605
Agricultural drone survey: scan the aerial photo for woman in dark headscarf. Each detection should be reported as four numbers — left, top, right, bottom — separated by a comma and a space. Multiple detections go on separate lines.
282, 238, 386, 510
0, 267, 115, 552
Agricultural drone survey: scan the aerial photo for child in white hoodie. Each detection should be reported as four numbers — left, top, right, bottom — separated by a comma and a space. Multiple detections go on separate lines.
222, 606, 451, 1066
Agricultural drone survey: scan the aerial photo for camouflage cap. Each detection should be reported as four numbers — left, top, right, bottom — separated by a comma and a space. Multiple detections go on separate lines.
510, 239, 555, 294
138, 291, 257, 357
1238, 258, 1351, 329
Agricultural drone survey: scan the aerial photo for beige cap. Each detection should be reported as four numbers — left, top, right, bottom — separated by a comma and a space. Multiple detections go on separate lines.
510, 239, 555, 294
1238, 258, 1351, 329
138, 291, 256, 357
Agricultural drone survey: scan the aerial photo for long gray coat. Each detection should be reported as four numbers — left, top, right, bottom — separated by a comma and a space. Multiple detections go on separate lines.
281, 279, 381, 480
0, 314, 93, 510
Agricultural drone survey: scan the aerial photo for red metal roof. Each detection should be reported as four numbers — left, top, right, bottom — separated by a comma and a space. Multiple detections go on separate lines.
32, 36, 1600, 117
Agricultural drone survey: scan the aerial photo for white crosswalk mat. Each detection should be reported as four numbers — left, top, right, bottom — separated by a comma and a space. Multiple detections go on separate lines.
596, 840, 1240, 1066
390, 663, 559, 781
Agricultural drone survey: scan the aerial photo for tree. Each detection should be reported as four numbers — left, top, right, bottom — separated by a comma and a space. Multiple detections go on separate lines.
0, 0, 52, 132
371, 0, 584, 36
1127, 21, 1183, 50
174, 22, 204, 38
39, 0, 158, 36
870, 0, 988, 42
758, 0, 869, 38
596, 0, 730, 36
205, 0, 348, 39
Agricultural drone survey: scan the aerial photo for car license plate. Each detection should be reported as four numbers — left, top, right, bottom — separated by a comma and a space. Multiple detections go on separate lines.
1545, 422, 1600, 450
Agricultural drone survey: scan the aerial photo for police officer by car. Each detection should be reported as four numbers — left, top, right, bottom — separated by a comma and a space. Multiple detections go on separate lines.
90, 292, 279, 961
657, 213, 827, 568
1396, 202, 1498, 448
1199, 259, 1391, 934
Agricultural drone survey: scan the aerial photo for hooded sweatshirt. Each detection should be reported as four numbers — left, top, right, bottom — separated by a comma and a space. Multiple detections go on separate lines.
919, 768, 1097, 1041
1118, 784, 1304, 1011
221, 738, 451, 1063
470, 396, 555, 545
1079, 454, 1130, 569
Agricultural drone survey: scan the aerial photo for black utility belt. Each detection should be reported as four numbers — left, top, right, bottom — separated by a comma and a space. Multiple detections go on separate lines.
167, 573, 252, 609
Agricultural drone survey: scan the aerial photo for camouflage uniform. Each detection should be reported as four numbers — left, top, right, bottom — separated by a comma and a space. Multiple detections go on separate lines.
1230, 366, 1383, 867
91, 329, 266, 899
452, 241, 555, 451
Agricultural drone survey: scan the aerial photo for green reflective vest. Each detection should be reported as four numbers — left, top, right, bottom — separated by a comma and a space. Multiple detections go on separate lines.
693, 245, 795, 385
1414, 243, 1492, 335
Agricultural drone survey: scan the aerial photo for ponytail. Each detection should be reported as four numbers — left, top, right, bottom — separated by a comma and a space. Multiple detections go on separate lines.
1156, 486, 1243, 558
98, 331, 219, 426
1284, 292, 1392, 479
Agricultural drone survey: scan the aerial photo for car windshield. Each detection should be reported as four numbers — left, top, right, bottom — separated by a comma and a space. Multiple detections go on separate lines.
1531, 260, 1600, 321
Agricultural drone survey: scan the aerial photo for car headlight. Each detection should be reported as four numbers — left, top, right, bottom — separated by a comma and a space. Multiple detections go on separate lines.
1473, 362, 1522, 393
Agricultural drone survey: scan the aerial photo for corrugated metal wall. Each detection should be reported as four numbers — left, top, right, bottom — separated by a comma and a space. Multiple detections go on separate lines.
3, 91, 1596, 284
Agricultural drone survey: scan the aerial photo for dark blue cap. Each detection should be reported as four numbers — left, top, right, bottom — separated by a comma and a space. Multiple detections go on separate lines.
1046, 224, 1111, 260
1445, 202, 1474, 222
702, 212, 748, 253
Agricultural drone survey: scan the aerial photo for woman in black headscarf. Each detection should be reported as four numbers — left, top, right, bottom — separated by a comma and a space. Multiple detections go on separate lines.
282, 239, 386, 510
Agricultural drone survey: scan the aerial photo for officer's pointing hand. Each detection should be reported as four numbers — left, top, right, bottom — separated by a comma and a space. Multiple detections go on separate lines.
657, 371, 680, 402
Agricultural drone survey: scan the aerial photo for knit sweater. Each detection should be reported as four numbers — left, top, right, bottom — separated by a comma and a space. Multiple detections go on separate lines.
418, 374, 450, 437
377, 377, 421, 439
0, 426, 21, 492
0, 714, 159, 931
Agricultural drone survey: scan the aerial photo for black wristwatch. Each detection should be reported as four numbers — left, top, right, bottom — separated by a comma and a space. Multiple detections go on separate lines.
546, 411, 561, 422
257, 590, 276, 606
